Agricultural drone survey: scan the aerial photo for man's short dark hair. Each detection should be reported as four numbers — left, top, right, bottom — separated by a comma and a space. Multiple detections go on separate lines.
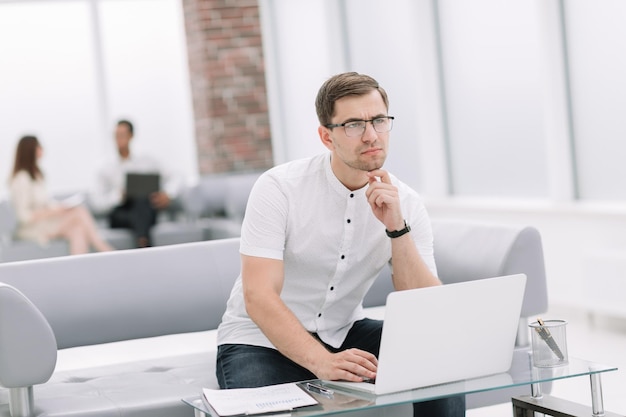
315, 72, 389, 126
117, 119, 134, 135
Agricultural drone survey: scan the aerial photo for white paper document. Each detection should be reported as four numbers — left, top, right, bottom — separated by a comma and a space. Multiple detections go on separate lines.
202, 382, 318, 416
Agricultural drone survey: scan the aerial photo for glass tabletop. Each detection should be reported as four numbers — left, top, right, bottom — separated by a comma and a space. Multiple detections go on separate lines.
182, 352, 618, 416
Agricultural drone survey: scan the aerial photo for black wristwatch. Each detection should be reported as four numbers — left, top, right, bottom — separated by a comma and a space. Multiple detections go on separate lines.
386, 220, 411, 238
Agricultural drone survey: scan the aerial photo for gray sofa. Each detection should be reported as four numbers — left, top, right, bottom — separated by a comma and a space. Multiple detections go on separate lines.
0, 219, 548, 417
180, 172, 261, 240
0, 198, 204, 262
0, 171, 260, 263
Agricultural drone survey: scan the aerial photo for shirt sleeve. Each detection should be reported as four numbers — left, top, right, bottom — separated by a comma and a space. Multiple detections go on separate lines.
239, 170, 288, 260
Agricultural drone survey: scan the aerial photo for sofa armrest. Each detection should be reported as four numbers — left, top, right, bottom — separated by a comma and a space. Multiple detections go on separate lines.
363, 220, 549, 320
0, 283, 57, 388
432, 220, 548, 318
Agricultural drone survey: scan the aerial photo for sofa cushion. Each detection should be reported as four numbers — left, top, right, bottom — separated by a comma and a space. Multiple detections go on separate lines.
181, 172, 261, 240
0, 352, 217, 417
0, 239, 240, 349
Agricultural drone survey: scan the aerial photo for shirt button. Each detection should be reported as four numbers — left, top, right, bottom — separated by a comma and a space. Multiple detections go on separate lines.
317, 313, 322, 318
330, 286, 334, 291
350, 193, 354, 198
347, 219, 351, 224
340, 255, 345, 260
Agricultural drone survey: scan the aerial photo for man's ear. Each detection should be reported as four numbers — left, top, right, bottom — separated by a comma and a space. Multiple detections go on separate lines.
318, 125, 334, 151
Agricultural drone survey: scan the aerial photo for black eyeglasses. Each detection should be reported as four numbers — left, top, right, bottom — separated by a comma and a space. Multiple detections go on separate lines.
325, 116, 395, 137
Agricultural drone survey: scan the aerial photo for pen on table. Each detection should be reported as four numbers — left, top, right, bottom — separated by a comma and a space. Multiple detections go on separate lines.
535, 317, 565, 360
306, 382, 334, 396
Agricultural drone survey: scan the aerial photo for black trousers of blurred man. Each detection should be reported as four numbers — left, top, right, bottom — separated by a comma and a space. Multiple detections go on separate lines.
109, 197, 157, 248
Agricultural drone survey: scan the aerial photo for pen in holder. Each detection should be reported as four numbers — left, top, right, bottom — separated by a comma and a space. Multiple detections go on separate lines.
529, 318, 568, 367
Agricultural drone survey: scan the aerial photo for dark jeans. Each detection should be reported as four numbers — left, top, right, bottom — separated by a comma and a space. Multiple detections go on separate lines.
108, 197, 157, 245
217, 318, 465, 417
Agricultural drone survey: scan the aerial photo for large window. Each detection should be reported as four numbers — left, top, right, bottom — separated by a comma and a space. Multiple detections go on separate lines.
344, 0, 426, 191
259, 1, 626, 204
99, 0, 196, 177
565, 0, 626, 201
437, 0, 548, 198
0, 0, 196, 197
0, 1, 101, 195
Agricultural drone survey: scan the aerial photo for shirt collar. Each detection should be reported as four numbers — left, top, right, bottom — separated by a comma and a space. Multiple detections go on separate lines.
323, 153, 368, 197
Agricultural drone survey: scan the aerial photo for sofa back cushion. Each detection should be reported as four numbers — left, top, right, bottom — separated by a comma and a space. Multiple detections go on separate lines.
182, 172, 261, 220
0, 200, 17, 238
0, 238, 241, 349
0, 219, 548, 351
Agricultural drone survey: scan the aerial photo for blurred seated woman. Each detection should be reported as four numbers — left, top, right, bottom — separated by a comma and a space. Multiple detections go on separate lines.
9, 135, 114, 255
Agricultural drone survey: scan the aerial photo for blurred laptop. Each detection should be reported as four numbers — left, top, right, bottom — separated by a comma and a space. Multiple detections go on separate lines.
125, 173, 160, 198
323, 274, 527, 395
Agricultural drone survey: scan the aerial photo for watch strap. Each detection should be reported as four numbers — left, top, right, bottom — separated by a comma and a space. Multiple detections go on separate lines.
386, 220, 411, 238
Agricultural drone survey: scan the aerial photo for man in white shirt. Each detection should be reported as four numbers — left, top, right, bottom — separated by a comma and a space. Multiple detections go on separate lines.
91, 120, 181, 247
216, 72, 465, 415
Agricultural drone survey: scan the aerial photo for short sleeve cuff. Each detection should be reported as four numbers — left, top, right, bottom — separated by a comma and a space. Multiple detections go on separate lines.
240, 245, 284, 261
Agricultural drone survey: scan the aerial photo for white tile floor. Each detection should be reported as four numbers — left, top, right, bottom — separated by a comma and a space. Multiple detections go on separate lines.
468, 305, 626, 416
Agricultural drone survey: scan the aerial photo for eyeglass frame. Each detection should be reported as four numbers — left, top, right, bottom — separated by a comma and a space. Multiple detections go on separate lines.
324, 116, 395, 137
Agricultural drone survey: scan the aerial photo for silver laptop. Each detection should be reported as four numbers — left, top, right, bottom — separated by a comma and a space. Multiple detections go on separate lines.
324, 274, 527, 395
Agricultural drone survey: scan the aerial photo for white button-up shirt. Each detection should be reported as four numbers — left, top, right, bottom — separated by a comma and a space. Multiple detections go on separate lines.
90, 153, 183, 214
217, 153, 436, 349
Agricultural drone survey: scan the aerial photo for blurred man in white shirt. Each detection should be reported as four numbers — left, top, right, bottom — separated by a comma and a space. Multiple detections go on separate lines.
91, 120, 182, 247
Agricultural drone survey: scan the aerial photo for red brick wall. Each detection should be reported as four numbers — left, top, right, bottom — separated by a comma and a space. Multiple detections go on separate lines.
181, 0, 273, 174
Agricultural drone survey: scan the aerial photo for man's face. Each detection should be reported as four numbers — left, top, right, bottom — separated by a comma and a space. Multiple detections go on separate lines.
322, 89, 390, 173
115, 124, 132, 153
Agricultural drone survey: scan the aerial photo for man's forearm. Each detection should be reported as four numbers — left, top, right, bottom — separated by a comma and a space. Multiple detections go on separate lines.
246, 292, 329, 374
390, 232, 440, 290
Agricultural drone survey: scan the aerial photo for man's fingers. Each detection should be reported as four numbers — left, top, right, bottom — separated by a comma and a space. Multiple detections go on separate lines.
341, 349, 377, 378
319, 348, 379, 381
365, 179, 396, 199
334, 369, 369, 382
352, 348, 378, 369
367, 169, 391, 184
367, 188, 397, 208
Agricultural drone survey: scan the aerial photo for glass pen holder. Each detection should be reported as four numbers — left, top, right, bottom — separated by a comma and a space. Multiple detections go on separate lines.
529, 319, 568, 367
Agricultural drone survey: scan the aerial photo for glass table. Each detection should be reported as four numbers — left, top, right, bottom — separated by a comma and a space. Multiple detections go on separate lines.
182, 354, 619, 417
